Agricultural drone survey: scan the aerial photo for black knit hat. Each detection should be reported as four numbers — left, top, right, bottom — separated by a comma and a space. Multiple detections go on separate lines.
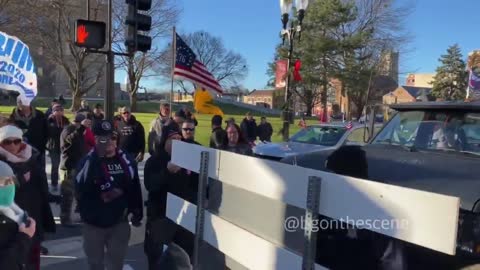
211, 115, 222, 126
175, 109, 186, 119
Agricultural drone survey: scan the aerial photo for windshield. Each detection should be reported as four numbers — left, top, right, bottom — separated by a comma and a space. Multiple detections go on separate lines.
373, 110, 480, 155
290, 126, 347, 146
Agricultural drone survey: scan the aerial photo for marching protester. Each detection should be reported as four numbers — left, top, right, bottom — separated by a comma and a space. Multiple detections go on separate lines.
10, 97, 49, 175
144, 123, 198, 270
225, 117, 235, 126
240, 112, 257, 144
46, 104, 69, 192
226, 123, 253, 155
0, 160, 37, 270
45, 98, 59, 118
59, 113, 89, 227
92, 103, 105, 126
75, 120, 143, 270
0, 125, 55, 270
257, 116, 273, 142
181, 119, 200, 145
148, 103, 172, 155
210, 115, 227, 149
116, 106, 145, 162
77, 99, 93, 119
174, 109, 186, 127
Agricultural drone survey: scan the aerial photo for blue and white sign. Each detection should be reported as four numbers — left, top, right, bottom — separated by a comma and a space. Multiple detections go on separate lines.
0, 31, 37, 105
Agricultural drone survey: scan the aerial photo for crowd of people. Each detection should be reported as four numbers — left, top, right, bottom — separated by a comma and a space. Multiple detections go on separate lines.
0, 97, 277, 270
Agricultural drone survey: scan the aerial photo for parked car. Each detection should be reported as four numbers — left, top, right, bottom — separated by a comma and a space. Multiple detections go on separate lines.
252, 122, 382, 160
281, 101, 480, 269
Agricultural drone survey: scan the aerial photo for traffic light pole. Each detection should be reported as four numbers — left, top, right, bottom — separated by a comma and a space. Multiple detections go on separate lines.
104, 0, 114, 121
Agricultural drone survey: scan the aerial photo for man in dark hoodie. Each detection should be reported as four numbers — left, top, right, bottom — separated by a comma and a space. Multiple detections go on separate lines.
240, 112, 257, 143
59, 113, 89, 226
257, 116, 273, 142
116, 106, 145, 162
46, 104, 70, 191
76, 120, 143, 270
209, 115, 227, 149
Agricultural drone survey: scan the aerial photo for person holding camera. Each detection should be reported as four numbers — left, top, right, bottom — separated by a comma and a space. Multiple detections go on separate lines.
75, 120, 143, 270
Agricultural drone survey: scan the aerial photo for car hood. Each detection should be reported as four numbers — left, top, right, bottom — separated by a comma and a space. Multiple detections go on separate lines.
281, 144, 480, 210
253, 141, 334, 159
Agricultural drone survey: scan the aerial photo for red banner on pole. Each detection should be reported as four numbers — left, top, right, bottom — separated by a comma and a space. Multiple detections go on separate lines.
293, 59, 302, 82
275, 60, 288, 88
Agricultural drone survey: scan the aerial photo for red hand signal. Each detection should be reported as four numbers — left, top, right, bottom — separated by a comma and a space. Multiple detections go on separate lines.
77, 25, 89, 44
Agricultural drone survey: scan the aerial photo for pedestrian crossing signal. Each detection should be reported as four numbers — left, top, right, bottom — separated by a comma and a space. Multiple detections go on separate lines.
75, 20, 106, 49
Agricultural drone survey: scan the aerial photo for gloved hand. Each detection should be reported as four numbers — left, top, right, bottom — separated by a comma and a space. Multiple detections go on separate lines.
130, 211, 142, 227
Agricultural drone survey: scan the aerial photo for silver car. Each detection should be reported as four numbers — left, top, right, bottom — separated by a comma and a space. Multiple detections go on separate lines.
252, 123, 381, 160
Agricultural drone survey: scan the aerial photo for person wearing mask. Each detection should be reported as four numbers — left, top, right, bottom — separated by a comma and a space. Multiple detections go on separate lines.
0, 125, 55, 270
46, 104, 69, 192
210, 115, 227, 149
148, 103, 172, 155
0, 160, 37, 270
226, 124, 253, 156
240, 112, 257, 143
116, 106, 145, 163
181, 120, 200, 145
59, 113, 89, 226
76, 120, 143, 270
174, 109, 186, 127
143, 123, 199, 270
257, 116, 273, 142
45, 99, 59, 119
10, 97, 49, 176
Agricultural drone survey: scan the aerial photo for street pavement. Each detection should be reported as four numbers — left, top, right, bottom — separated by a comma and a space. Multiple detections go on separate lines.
40, 153, 151, 270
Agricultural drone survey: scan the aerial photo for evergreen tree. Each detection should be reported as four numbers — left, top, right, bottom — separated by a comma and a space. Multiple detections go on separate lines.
431, 44, 468, 101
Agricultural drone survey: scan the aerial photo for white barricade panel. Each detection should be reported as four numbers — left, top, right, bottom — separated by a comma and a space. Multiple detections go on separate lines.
171, 141, 221, 179
166, 194, 328, 270
171, 141, 460, 255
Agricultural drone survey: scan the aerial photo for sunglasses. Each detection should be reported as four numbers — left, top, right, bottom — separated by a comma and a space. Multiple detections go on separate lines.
182, 128, 195, 132
122, 111, 130, 115
1, 139, 22, 145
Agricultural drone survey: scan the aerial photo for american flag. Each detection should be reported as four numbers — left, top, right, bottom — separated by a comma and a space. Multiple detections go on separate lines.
345, 121, 353, 129
173, 33, 223, 94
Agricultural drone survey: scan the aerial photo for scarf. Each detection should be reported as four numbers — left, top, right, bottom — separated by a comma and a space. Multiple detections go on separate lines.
0, 143, 32, 164
93, 149, 133, 192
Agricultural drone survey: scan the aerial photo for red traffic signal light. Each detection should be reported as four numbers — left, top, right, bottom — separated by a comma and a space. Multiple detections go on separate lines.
75, 20, 106, 49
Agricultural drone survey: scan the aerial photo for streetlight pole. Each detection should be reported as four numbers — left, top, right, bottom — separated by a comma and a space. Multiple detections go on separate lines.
279, 0, 309, 142
104, 0, 115, 121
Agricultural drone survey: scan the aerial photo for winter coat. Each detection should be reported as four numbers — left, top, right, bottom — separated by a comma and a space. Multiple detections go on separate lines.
148, 114, 172, 155
257, 122, 273, 142
60, 124, 87, 171
0, 214, 31, 270
209, 127, 227, 149
225, 143, 253, 156
10, 107, 48, 154
84, 128, 95, 153
116, 115, 145, 156
0, 144, 55, 242
240, 118, 257, 142
46, 115, 70, 153
75, 149, 143, 228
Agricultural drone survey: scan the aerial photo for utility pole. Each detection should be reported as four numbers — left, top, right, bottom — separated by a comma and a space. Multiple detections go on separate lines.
104, 0, 115, 121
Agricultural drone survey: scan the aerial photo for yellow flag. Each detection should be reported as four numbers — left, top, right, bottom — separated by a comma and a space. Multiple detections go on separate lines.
194, 87, 224, 117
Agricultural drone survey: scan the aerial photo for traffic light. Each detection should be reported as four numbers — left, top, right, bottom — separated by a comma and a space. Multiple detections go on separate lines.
125, 0, 152, 53
75, 20, 106, 49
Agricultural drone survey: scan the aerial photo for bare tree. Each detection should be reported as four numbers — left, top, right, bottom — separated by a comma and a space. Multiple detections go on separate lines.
11, 0, 106, 110
160, 31, 249, 94
112, 0, 180, 112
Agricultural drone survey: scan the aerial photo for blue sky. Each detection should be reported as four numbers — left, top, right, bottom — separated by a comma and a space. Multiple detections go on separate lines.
121, 0, 480, 92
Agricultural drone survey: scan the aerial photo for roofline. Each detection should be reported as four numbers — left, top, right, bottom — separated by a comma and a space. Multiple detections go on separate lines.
390, 101, 480, 111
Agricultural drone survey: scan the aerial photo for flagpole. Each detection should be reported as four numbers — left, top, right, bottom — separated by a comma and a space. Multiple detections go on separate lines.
170, 26, 176, 117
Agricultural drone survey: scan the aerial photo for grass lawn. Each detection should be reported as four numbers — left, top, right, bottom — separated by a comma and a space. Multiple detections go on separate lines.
0, 100, 306, 146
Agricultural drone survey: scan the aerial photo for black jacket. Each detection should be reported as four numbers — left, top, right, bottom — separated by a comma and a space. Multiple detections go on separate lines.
60, 124, 86, 171
0, 214, 31, 270
75, 150, 143, 228
0, 148, 56, 242
209, 127, 227, 149
10, 108, 48, 154
116, 115, 145, 156
240, 118, 257, 142
46, 116, 70, 153
257, 122, 273, 142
